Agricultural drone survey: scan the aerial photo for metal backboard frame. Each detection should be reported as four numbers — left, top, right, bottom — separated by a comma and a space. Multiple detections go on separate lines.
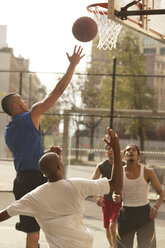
108, 0, 165, 43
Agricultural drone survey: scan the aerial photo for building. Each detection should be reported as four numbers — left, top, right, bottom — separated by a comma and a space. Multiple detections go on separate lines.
0, 45, 42, 158
0, 25, 7, 49
140, 36, 165, 111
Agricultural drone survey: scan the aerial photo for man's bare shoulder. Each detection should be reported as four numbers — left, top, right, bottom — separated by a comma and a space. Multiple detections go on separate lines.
144, 165, 156, 182
144, 165, 154, 173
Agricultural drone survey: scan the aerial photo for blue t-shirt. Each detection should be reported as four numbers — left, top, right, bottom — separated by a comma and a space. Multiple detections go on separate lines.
5, 111, 44, 172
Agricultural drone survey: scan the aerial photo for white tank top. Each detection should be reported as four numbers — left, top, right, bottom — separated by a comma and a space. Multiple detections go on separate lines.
122, 164, 149, 207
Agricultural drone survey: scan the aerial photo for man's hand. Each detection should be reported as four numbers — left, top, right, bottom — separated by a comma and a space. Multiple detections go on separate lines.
94, 196, 105, 207
66, 45, 85, 67
112, 192, 121, 203
102, 128, 120, 151
150, 206, 158, 219
44, 146, 62, 156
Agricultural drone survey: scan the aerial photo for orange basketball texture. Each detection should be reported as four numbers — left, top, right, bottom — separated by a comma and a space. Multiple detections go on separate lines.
72, 16, 98, 42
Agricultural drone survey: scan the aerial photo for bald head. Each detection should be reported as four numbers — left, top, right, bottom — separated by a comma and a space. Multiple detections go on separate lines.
39, 152, 63, 181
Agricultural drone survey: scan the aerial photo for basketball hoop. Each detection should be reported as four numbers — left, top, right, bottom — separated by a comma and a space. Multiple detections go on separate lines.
87, 3, 122, 50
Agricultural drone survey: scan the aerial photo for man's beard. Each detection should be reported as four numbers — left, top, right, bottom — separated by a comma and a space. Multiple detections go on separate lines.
128, 158, 134, 163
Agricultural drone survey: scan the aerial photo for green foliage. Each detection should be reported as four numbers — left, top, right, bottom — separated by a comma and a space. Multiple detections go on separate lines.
86, 29, 156, 150
70, 158, 84, 165
40, 109, 61, 148
101, 31, 155, 110
80, 42, 106, 149
114, 31, 155, 148
82, 41, 111, 109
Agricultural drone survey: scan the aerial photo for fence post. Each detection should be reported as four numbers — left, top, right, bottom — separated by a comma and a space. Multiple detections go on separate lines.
110, 57, 116, 129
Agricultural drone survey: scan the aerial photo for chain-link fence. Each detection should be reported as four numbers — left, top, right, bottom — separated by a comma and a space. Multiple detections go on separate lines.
1, 71, 165, 188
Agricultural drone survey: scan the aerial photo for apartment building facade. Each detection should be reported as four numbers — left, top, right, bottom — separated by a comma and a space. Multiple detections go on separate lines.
0, 47, 42, 158
140, 36, 165, 111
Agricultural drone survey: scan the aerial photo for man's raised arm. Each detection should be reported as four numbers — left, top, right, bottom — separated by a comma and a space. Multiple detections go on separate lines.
103, 128, 123, 192
30, 45, 85, 128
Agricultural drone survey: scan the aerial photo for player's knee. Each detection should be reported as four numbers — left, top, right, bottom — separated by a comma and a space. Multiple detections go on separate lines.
110, 222, 117, 236
26, 232, 39, 247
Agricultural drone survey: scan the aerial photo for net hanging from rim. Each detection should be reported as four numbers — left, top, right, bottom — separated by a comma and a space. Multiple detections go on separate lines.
87, 3, 122, 50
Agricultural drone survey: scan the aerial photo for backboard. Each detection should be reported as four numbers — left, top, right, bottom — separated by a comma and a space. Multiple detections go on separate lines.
108, 0, 165, 42
87, 0, 165, 50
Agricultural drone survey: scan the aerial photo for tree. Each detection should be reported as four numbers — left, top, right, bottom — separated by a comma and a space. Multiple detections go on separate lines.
81, 42, 107, 151
38, 84, 61, 149
40, 110, 61, 148
59, 71, 103, 160
101, 30, 156, 151
59, 75, 85, 160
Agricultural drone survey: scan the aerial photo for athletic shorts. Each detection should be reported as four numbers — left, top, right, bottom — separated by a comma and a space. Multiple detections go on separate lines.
116, 204, 156, 248
13, 170, 47, 233
102, 196, 121, 228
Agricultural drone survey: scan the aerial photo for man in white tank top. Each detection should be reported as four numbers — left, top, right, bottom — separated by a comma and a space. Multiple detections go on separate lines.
113, 144, 165, 248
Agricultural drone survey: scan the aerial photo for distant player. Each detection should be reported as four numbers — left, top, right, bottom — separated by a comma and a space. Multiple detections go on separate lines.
92, 144, 122, 248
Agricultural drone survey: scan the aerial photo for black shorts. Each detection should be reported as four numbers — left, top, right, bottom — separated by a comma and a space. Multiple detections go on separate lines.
13, 170, 47, 233
116, 204, 156, 248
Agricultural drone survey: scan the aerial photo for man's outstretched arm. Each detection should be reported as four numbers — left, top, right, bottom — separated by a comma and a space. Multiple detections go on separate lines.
103, 128, 123, 193
0, 209, 11, 222
30, 45, 85, 129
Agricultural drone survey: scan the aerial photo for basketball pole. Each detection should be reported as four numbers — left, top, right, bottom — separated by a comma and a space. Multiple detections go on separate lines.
110, 57, 116, 129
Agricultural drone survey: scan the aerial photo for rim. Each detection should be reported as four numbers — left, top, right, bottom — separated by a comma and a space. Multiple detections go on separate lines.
87, 2, 143, 15
87, 3, 108, 15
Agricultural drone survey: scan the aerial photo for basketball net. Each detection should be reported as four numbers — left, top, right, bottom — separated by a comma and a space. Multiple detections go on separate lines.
87, 3, 122, 50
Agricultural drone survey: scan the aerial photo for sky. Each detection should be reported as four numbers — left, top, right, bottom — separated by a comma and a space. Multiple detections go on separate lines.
0, 0, 102, 74
1, 0, 164, 91
0, 0, 165, 73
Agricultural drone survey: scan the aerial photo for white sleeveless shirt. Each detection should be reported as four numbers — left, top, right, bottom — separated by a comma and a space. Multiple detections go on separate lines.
122, 164, 149, 207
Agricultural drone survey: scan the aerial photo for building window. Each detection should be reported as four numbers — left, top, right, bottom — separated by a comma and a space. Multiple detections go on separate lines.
143, 48, 156, 54
160, 47, 165, 55
143, 36, 156, 45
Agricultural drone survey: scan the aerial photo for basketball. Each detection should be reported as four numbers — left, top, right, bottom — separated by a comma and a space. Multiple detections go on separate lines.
72, 16, 98, 42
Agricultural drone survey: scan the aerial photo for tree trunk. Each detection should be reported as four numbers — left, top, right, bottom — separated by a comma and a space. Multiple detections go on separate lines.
88, 126, 95, 161
75, 130, 79, 160
89, 126, 95, 149
138, 120, 144, 151
138, 120, 146, 164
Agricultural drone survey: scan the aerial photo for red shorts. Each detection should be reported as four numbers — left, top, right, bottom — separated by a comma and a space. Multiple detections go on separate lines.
102, 196, 121, 228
